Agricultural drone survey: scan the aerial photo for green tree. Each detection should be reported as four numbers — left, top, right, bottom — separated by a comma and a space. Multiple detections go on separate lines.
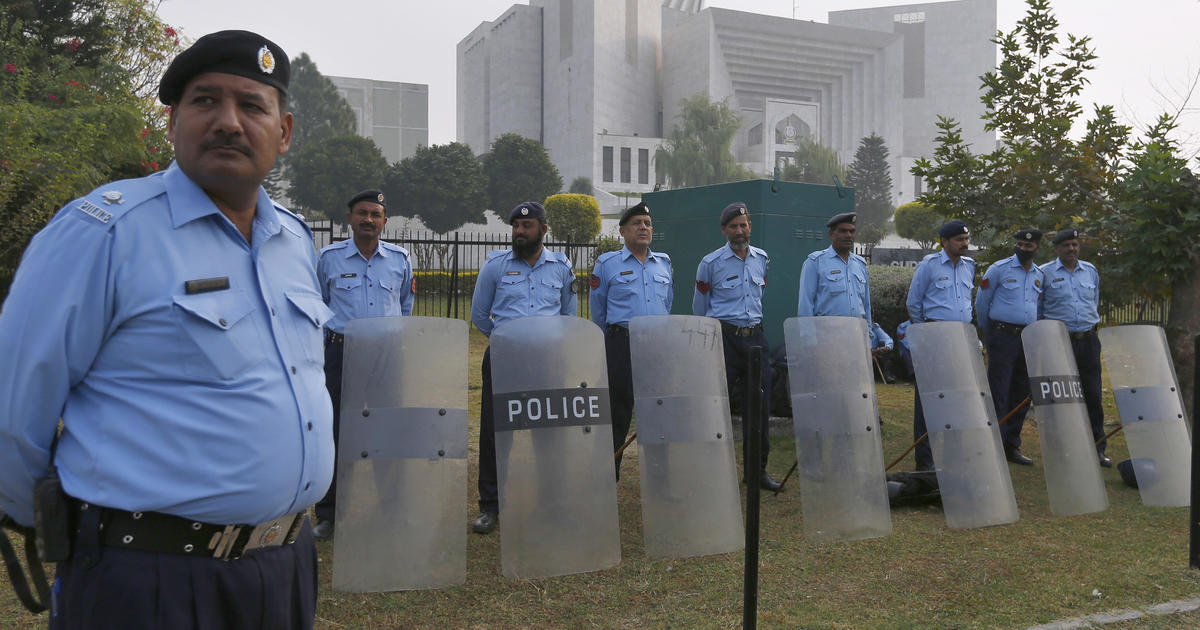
1103, 115, 1200, 417
780, 136, 846, 186
481, 133, 562, 216
544, 194, 601, 243
271, 52, 356, 200
387, 142, 487, 234
655, 93, 753, 188
893, 202, 943, 251
0, 0, 181, 298
568, 176, 593, 194
288, 135, 389, 222
846, 134, 894, 228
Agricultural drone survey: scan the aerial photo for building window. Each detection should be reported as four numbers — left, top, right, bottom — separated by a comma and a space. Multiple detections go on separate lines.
638, 148, 649, 184
603, 146, 613, 183
914, 174, 923, 196
620, 147, 631, 183
748, 123, 762, 146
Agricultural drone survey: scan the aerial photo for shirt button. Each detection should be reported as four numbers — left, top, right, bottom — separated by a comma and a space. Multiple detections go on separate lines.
218, 318, 227, 327
307, 422, 313, 430
304, 482, 311, 490
290, 366, 297, 374
271, 308, 276, 316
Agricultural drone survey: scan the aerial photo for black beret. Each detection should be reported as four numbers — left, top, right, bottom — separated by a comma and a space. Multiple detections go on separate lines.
1013, 228, 1042, 242
1052, 228, 1080, 245
347, 189, 386, 209
827, 212, 856, 228
938, 220, 968, 239
720, 202, 749, 226
158, 30, 290, 105
509, 201, 547, 224
619, 201, 651, 226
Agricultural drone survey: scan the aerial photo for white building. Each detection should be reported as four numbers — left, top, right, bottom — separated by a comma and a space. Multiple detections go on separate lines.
457, 0, 996, 210
328, 76, 429, 164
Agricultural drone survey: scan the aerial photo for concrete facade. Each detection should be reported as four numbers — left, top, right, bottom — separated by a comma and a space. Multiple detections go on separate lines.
456, 0, 995, 209
328, 76, 429, 164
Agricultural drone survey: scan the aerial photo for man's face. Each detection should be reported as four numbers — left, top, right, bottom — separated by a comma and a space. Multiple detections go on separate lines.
512, 217, 546, 248
1016, 239, 1040, 255
942, 233, 970, 257
1055, 238, 1080, 265
347, 201, 386, 239
830, 223, 856, 253
722, 215, 751, 249
168, 72, 292, 192
619, 215, 653, 248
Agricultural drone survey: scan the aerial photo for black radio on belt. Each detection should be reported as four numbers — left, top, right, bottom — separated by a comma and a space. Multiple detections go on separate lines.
33, 468, 71, 563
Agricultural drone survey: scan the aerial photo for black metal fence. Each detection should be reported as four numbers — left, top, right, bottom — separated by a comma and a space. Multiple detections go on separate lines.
1101, 296, 1171, 326
311, 221, 599, 320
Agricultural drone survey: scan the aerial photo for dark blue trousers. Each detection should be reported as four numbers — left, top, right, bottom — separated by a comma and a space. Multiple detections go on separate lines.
907, 351, 933, 470
1071, 330, 1107, 453
985, 325, 1032, 451
51, 511, 317, 630
315, 338, 343, 523
604, 330, 635, 478
721, 327, 772, 471
478, 348, 499, 513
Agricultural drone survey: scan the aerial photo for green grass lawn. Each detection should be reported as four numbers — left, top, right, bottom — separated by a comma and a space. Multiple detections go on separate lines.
2, 326, 1196, 629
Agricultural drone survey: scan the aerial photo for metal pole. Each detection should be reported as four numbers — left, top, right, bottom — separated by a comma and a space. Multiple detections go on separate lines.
743, 346, 762, 630
1189, 335, 1199, 569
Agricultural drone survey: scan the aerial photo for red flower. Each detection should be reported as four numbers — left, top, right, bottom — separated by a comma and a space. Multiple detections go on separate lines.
4, 63, 16, 74
164, 26, 176, 38
47, 94, 60, 102
140, 127, 150, 138
148, 161, 159, 170
67, 38, 81, 51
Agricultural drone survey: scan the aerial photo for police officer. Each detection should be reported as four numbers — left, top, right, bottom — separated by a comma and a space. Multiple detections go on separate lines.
1039, 228, 1110, 467
0, 31, 330, 628
312, 189, 414, 540
693, 202, 781, 491
589, 202, 673, 479
976, 229, 1045, 465
797, 211, 893, 354
905, 219, 975, 471
469, 201, 577, 534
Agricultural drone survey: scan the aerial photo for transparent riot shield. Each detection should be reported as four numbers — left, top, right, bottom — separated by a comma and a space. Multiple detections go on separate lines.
332, 316, 467, 592
490, 316, 621, 579
1021, 320, 1108, 516
784, 316, 892, 542
1099, 325, 1191, 507
909, 322, 1019, 529
629, 315, 743, 558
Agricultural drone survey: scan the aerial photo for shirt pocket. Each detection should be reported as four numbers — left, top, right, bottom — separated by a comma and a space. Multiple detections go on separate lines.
495, 274, 525, 310
172, 290, 266, 380
824, 269, 847, 294
335, 276, 363, 291
748, 270, 766, 299
611, 272, 638, 298
933, 276, 953, 291
286, 291, 335, 363
652, 273, 672, 304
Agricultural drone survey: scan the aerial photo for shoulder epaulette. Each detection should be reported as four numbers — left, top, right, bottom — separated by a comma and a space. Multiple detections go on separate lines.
596, 250, 620, 266
66, 173, 168, 229
485, 249, 511, 262
700, 249, 723, 264
319, 239, 351, 255
382, 241, 410, 258
275, 203, 314, 239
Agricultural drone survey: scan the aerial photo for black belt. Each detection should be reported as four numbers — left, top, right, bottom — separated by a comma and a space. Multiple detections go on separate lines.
1069, 326, 1098, 341
326, 331, 345, 344
721, 322, 762, 338
72, 501, 305, 561
991, 321, 1027, 336
606, 324, 629, 337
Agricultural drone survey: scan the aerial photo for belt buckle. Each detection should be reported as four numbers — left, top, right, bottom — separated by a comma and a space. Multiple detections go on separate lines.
237, 513, 300, 559
210, 524, 244, 560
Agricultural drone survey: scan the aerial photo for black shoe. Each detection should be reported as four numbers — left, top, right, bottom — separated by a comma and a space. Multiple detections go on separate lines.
471, 511, 498, 534
1005, 449, 1034, 466
759, 471, 782, 492
915, 462, 934, 473
1097, 452, 1113, 468
312, 519, 334, 541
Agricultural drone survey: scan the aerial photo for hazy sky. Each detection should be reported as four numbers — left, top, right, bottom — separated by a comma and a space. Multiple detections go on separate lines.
157, 0, 1199, 154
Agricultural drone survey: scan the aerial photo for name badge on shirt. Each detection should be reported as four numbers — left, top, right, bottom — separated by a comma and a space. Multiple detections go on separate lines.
340, 273, 357, 278
505, 271, 522, 276
725, 275, 738, 281
830, 269, 842, 274
184, 277, 230, 295
620, 270, 634, 276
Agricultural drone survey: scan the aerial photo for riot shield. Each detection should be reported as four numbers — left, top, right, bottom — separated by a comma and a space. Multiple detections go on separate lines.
909, 322, 1019, 529
1098, 325, 1191, 507
1021, 320, 1108, 516
629, 315, 743, 558
784, 316, 892, 542
490, 316, 621, 579
332, 316, 468, 592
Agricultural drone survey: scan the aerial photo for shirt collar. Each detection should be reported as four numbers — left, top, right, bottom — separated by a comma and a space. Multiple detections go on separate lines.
164, 162, 280, 237
343, 240, 386, 260
620, 246, 662, 262
722, 243, 758, 259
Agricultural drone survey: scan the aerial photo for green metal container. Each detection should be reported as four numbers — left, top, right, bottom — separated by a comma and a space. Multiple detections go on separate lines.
642, 178, 854, 349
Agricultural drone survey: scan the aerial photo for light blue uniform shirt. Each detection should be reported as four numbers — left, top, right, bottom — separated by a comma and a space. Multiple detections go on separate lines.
471, 248, 577, 336
975, 254, 1044, 331
318, 239, 414, 333
692, 244, 769, 327
906, 250, 976, 324
797, 245, 890, 349
0, 163, 334, 527
1039, 258, 1100, 332
589, 246, 673, 328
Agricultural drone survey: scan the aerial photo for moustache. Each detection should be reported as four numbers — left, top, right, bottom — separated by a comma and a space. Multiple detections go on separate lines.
201, 134, 251, 156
